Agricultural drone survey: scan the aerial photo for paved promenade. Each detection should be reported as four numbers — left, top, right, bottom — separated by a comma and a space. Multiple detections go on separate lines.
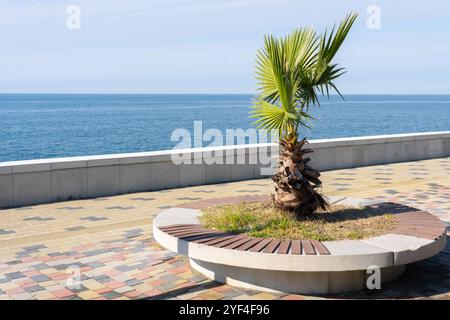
0, 157, 449, 300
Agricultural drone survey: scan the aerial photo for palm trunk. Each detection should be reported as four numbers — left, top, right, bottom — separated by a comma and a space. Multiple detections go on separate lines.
272, 137, 327, 215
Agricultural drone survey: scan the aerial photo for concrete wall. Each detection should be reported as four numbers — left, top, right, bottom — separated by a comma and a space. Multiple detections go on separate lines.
0, 131, 449, 208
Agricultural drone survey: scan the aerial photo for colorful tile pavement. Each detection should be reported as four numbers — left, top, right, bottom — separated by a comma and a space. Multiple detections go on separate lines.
0, 157, 449, 300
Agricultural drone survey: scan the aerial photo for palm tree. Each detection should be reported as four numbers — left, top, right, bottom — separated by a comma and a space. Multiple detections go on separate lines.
251, 13, 357, 215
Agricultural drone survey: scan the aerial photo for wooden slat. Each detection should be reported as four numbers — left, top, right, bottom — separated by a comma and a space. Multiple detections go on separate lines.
290, 240, 302, 255
249, 238, 272, 252
236, 238, 263, 251
213, 235, 247, 248
179, 230, 224, 239
164, 227, 205, 235
159, 224, 200, 231
301, 240, 316, 255
277, 240, 291, 254
193, 234, 230, 244
201, 235, 237, 246
182, 232, 227, 242
166, 228, 208, 237
224, 237, 253, 250
263, 239, 281, 253
159, 223, 197, 229
310, 240, 330, 255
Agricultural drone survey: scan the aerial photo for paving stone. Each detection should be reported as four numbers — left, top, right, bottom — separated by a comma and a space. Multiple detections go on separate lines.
23, 245, 47, 252
115, 265, 135, 272
130, 197, 155, 201
125, 279, 143, 287
6, 272, 26, 280
103, 291, 123, 299
114, 286, 134, 294
53, 264, 70, 270
25, 285, 45, 293
23, 217, 55, 221
0, 229, 15, 235
68, 285, 89, 293
93, 275, 111, 283
80, 216, 108, 221
85, 261, 104, 268
65, 226, 87, 231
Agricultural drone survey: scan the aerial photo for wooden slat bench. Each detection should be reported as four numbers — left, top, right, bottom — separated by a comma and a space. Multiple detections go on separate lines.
153, 197, 447, 294
158, 224, 331, 255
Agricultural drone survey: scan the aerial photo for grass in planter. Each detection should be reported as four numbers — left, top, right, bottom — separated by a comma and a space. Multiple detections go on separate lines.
200, 201, 396, 241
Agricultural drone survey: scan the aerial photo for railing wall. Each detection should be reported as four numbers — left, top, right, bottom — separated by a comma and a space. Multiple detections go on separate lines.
0, 131, 449, 208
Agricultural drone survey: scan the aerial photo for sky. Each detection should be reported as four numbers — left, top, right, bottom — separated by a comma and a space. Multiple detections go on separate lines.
0, 0, 450, 94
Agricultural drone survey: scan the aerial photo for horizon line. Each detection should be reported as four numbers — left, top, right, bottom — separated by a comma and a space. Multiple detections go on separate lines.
1, 92, 450, 96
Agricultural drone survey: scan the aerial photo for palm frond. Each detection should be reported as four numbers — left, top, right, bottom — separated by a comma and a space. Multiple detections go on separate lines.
250, 100, 297, 137
252, 12, 358, 139
314, 12, 357, 84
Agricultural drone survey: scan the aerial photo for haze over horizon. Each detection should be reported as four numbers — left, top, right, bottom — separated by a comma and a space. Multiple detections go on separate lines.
1, 0, 450, 94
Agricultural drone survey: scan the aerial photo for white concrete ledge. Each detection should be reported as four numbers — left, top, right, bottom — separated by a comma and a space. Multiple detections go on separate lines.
0, 131, 449, 208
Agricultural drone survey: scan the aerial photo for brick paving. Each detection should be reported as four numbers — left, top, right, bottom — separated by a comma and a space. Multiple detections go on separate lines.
0, 157, 449, 300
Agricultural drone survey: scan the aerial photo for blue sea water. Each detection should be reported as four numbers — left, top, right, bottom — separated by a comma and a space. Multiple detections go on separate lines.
0, 94, 449, 162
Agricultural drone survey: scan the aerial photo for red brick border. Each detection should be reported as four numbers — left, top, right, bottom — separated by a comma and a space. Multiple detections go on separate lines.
368, 202, 447, 240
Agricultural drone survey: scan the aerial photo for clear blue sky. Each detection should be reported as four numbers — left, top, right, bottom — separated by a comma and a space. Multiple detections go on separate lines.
1, 0, 449, 94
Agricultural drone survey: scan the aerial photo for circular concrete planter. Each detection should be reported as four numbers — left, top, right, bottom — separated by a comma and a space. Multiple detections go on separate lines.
153, 196, 447, 294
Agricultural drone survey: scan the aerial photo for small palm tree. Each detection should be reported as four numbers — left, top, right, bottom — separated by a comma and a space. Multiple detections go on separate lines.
251, 13, 357, 215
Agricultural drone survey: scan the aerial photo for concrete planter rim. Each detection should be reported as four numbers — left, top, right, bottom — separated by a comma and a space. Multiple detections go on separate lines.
152, 196, 447, 294
153, 196, 447, 272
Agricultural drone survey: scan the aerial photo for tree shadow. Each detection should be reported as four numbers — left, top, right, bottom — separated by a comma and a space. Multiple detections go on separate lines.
139, 280, 223, 300
302, 201, 421, 224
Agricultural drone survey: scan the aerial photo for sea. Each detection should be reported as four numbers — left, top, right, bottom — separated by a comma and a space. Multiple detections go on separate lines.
0, 94, 449, 162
